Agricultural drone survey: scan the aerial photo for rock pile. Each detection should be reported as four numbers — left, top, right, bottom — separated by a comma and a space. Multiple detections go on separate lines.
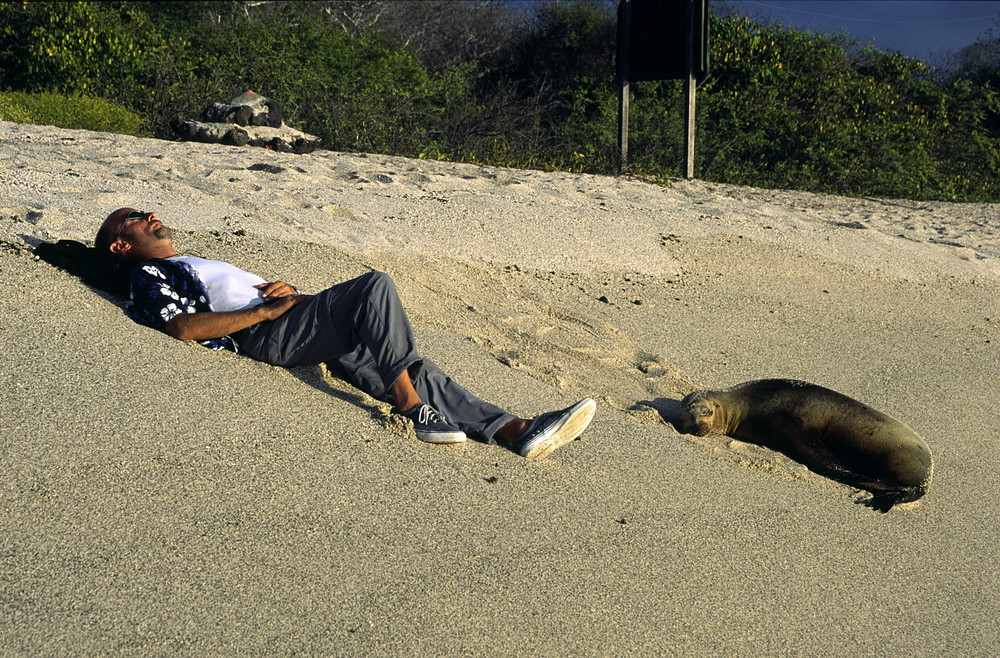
171, 91, 321, 154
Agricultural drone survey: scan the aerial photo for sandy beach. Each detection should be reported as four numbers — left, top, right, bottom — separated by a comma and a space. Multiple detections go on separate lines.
1, 120, 998, 654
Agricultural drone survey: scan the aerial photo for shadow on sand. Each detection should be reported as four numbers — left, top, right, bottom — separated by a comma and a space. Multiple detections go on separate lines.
636, 397, 686, 433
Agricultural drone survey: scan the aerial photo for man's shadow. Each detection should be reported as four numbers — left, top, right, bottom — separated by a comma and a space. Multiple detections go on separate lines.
32, 238, 131, 297
286, 364, 381, 412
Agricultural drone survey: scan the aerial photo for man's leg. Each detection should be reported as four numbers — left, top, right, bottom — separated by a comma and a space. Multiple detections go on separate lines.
387, 368, 422, 413
234, 270, 595, 456
406, 359, 596, 457
236, 271, 422, 395
406, 358, 517, 444
235, 271, 508, 442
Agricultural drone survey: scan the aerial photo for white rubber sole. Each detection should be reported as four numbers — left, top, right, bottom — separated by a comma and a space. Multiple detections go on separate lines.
416, 430, 467, 445
522, 398, 597, 459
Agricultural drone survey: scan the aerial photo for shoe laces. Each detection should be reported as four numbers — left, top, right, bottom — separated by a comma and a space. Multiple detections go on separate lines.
416, 404, 448, 425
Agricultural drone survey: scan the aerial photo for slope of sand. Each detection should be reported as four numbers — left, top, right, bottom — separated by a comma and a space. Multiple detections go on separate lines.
1, 121, 998, 654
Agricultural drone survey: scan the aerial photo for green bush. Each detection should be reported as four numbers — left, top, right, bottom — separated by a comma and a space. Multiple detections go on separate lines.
0, 91, 148, 135
0, 1, 156, 95
0, 94, 30, 122
0, 1, 996, 201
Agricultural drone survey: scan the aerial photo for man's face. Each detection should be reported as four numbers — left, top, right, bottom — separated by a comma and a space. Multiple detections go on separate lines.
103, 208, 171, 259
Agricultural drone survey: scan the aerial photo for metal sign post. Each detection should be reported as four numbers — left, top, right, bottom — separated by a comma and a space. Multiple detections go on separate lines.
618, 0, 631, 172
684, 1, 697, 180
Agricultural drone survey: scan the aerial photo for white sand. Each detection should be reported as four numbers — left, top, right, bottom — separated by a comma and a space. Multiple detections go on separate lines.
1, 120, 998, 654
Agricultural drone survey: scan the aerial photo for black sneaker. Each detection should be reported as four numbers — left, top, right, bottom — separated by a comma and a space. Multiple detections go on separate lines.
512, 398, 596, 459
400, 404, 467, 444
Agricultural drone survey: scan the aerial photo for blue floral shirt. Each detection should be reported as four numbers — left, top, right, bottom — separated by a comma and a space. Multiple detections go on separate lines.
126, 258, 237, 351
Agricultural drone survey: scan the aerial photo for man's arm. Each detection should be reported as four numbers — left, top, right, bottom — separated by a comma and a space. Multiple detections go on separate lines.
165, 288, 311, 342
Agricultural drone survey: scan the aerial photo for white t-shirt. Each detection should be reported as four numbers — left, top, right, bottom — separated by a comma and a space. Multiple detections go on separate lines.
168, 256, 268, 312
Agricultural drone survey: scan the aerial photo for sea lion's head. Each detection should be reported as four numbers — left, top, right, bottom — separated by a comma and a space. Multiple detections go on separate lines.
677, 391, 722, 436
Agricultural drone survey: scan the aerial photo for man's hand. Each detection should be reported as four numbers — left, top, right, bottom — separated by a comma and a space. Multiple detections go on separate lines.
257, 293, 311, 321
256, 281, 298, 301
255, 281, 310, 322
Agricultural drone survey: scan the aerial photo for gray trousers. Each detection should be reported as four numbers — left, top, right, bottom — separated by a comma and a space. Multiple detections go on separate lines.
232, 271, 515, 442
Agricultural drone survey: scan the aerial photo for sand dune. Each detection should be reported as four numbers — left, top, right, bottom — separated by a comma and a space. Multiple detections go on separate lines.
1, 120, 998, 654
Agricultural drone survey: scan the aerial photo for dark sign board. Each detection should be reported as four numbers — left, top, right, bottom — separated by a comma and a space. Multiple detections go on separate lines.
619, 0, 709, 82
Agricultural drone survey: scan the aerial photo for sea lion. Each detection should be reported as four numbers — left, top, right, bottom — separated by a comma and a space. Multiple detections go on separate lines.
676, 379, 933, 512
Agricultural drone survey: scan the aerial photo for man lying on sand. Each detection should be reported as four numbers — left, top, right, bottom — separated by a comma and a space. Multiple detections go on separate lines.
95, 208, 596, 458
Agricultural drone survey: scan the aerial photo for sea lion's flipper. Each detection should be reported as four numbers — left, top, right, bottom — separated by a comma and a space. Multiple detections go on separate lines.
855, 490, 904, 513
855, 481, 927, 512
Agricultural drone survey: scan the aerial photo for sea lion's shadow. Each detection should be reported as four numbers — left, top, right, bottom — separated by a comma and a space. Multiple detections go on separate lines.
638, 398, 686, 433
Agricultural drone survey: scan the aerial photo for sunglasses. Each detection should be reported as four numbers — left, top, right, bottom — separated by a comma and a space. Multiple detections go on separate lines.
113, 210, 150, 242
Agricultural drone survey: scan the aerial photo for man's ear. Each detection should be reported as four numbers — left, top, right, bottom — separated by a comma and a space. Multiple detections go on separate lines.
108, 240, 129, 259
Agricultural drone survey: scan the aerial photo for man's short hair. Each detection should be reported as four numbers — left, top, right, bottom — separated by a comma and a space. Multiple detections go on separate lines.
94, 223, 116, 259
95, 208, 131, 261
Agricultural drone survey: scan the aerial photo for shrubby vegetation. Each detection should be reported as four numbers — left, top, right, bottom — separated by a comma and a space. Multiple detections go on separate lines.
0, 90, 146, 134
0, 0, 997, 202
